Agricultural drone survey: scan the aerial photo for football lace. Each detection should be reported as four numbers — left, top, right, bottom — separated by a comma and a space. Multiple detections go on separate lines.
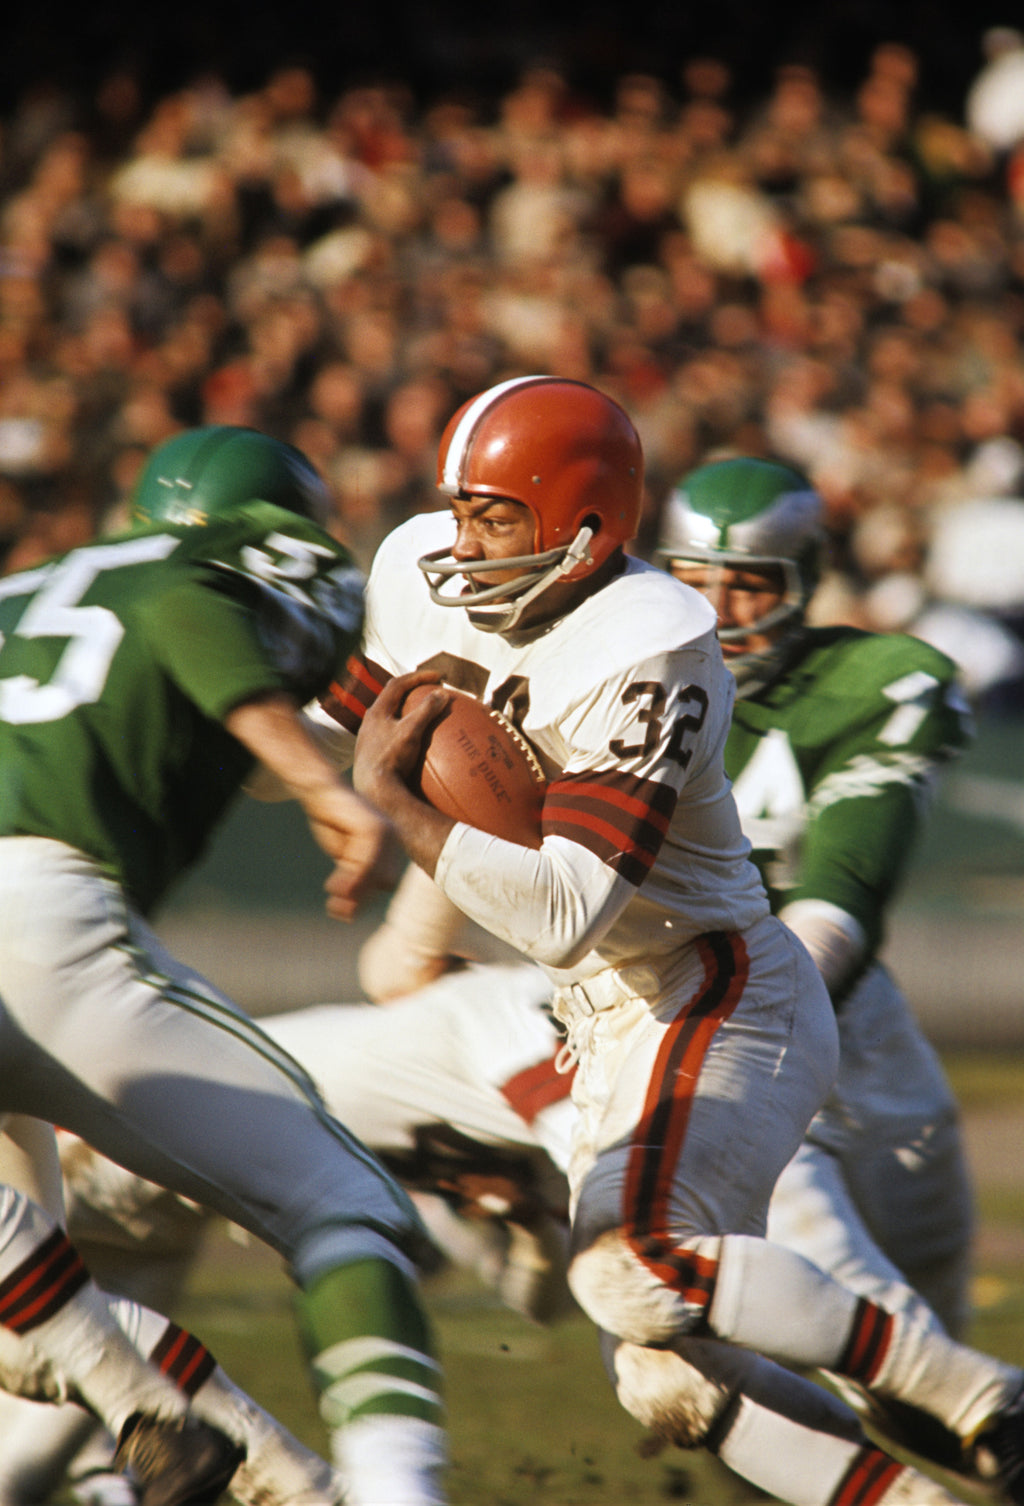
484, 705, 545, 783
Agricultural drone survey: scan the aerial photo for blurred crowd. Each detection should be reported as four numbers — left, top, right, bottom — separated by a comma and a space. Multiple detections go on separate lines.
3, 29, 1024, 709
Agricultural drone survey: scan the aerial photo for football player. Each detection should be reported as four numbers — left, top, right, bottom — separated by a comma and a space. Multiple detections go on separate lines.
657, 455, 974, 1334
0, 959, 573, 1506
0, 426, 446, 1506
335, 375, 1022, 1505
624, 452, 989, 1486
358, 456, 981, 1372
291, 453, 1021, 1497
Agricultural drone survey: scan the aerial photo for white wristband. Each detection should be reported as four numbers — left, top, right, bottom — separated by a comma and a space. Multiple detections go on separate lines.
777, 898, 867, 1001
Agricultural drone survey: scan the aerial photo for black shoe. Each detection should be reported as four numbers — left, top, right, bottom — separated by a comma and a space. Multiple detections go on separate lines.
972, 1385, 1024, 1503
114, 1413, 245, 1506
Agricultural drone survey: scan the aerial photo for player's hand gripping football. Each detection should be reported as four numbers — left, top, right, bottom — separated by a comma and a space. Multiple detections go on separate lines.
348, 670, 459, 882
352, 670, 451, 808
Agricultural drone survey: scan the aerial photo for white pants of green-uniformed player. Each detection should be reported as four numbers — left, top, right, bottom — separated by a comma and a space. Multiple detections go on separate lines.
0, 837, 446, 1506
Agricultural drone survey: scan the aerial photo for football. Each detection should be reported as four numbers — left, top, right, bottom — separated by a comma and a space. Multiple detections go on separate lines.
402, 684, 546, 848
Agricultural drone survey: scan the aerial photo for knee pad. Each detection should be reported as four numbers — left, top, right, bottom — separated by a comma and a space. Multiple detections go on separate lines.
601, 1334, 736, 1449
568, 1228, 717, 1347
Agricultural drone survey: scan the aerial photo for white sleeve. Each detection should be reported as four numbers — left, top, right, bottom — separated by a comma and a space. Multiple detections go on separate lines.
301, 697, 356, 771
435, 638, 730, 967
778, 898, 867, 1001
434, 827, 634, 969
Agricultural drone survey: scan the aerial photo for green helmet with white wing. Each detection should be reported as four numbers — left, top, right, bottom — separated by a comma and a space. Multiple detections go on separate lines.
657, 456, 825, 692
130, 426, 331, 531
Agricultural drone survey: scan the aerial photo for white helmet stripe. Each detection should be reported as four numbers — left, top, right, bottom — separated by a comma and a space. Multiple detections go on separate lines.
440, 374, 546, 495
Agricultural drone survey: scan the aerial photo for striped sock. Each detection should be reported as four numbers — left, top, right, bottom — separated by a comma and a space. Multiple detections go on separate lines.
298, 1258, 446, 1503
0, 1226, 90, 1336
298, 1258, 443, 1430
0, 1225, 184, 1435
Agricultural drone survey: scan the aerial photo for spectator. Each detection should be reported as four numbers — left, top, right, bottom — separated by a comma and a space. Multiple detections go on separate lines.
965, 27, 1024, 153
1, 40, 1023, 697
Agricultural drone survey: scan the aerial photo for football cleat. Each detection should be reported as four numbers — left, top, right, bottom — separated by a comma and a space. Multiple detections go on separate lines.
114, 1412, 244, 1506
971, 1384, 1024, 1502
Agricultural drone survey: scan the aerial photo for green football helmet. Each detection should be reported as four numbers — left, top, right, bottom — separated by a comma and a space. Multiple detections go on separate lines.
131, 426, 331, 530
658, 456, 824, 689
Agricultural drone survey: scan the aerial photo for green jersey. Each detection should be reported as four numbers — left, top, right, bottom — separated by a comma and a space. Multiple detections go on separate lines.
725, 625, 973, 972
0, 502, 363, 913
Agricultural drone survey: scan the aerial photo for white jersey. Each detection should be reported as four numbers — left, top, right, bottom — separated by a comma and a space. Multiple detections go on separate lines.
325, 512, 768, 983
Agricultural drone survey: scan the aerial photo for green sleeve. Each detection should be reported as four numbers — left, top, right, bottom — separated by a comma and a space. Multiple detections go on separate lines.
791, 656, 972, 952
139, 576, 288, 722
795, 774, 926, 951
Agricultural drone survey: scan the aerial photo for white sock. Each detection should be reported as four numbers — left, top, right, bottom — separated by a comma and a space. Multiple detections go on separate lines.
718, 1394, 963, 1506
333, 1415, 447, 1506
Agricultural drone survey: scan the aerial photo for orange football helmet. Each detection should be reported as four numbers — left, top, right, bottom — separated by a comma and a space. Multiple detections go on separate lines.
419, 375, 643, 630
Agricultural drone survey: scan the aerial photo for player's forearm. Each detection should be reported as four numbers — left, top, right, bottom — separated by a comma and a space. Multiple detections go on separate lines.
230, 692, 401, 916
225, 692, 346, 803
353, 749, 628, 966
436, 826, 630, 969
777, 898, 867, 1003
358, 864, 471, 1001
246, 701, 358, 802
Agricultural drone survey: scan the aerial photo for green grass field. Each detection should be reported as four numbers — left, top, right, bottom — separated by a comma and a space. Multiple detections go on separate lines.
135, 1048, 1024, 1506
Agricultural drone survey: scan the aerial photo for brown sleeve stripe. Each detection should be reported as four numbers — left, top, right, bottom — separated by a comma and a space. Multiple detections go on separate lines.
830, 1447, 905, 1505
323, 653, 391, 731
542, 773, 677, 885
541, 807, 656, 885
549, 777, 676, 827
0, 1227, 90, 1334
500, 1051, 575, 1123
150, 1321, 218, 1397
